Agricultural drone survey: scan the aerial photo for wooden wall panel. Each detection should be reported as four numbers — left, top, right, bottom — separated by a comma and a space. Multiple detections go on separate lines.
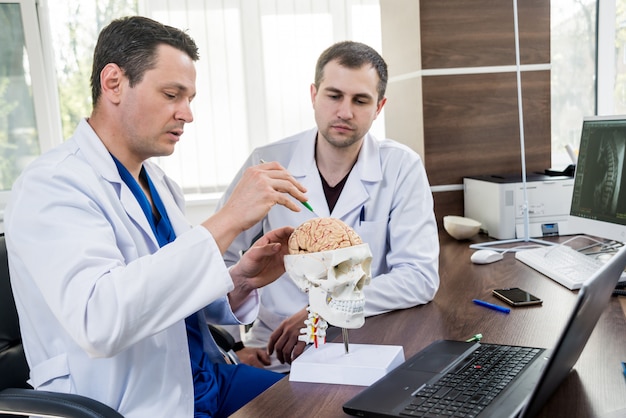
518, 0, 551, 63
423, 70, 551, 186
420, 0, 549, 69
433, 190, 464, 229
379, 0, 550, 230
420, 0, 515, 69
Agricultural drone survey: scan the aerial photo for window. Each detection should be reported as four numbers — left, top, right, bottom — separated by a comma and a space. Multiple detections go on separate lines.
0, 0, 61, 223
599, 0, 626, 115
550, 0, 596, 168
551, 1, 626, 167
45, 0, 137, 140
141, 0, 384, 197
44, 0, 382, 200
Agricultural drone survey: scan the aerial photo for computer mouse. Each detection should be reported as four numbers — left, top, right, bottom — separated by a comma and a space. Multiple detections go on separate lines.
471, 249, 504, 264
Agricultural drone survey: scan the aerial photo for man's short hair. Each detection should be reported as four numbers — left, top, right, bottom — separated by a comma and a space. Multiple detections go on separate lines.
314, 41, 388, 102
90, 16, 199, 106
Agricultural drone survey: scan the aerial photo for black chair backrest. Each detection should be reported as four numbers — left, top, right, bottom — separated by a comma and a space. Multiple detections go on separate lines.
0, 234, 30, 390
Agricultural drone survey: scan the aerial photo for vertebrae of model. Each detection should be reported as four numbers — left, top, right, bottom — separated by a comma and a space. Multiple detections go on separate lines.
298, 307, 328, 348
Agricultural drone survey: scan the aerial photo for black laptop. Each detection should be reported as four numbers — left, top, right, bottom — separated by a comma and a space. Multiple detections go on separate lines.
343, 244, 626, 418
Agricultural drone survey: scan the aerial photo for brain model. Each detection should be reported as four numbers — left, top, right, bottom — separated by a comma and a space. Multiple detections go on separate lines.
288, 217, 362, 254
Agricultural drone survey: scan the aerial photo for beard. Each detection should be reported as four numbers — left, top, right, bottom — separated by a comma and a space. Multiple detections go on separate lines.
318, 123, 364, 149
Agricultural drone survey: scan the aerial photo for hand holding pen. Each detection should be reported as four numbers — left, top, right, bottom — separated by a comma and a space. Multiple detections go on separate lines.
212, 159, 309, 233
259, 159, 315, 214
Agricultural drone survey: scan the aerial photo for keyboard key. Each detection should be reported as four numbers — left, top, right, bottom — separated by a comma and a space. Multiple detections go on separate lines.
406, 344, 541, 417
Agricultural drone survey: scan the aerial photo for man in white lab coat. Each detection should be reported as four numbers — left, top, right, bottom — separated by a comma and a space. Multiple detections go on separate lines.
4, 16, 311, 418
217, 41, 440, 371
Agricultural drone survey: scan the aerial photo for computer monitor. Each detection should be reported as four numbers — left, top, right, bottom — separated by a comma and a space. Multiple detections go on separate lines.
569, 115, 626, 244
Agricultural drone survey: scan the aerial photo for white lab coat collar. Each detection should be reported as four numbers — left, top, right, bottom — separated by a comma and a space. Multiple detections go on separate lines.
286, 129, 383, 218
72, 119, 189, 250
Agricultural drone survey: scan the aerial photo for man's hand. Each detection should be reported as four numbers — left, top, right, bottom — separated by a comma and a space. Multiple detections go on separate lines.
228, 226, 294, 309
204, 161, 308, 253
225, 161, 308, 229
267, 307, 309, 364
235, 346, 272, 368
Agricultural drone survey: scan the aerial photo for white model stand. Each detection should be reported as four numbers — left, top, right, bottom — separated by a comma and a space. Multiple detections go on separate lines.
289, 343, 404, 386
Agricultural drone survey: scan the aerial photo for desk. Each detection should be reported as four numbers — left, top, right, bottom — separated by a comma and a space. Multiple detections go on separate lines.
231, 233, 626, 417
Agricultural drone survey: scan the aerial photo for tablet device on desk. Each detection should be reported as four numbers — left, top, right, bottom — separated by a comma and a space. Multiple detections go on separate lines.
343, 244, 626, 418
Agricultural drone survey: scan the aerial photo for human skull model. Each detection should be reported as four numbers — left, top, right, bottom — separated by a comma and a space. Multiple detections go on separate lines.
284, 218, 372, 329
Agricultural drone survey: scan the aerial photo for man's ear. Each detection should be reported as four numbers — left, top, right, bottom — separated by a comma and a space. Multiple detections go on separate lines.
374, 97, 387, 118
100, 63, 124, 104
310, 83, 318, 106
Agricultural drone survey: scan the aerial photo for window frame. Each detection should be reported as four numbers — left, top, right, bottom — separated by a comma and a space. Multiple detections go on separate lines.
0, 0, 62, 224
597, 0, 616, 115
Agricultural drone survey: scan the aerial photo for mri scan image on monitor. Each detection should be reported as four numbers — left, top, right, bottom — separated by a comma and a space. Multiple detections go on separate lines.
569, 115, 626, 243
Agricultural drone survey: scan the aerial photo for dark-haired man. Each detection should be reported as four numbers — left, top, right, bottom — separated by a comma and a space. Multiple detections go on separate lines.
6, 15, 309, 417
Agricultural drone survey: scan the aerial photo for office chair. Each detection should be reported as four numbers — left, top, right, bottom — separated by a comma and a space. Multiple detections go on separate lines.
208, 324, 240, 365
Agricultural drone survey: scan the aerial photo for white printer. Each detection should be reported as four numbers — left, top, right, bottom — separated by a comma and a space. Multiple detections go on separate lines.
463, 174, 579, 240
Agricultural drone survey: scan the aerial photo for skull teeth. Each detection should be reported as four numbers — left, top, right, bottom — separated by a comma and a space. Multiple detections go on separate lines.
327, 298, 365, 313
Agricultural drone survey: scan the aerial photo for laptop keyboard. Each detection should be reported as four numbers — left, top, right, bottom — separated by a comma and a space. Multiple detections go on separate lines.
400, 344, 542, 417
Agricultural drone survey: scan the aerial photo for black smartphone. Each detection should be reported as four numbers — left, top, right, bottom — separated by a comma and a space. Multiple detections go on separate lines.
492, 287, 542, 307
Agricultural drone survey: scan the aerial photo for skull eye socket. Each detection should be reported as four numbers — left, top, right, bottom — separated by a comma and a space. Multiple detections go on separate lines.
333, 260, 354, 276
332, 260, 367, 290
354, 275, 367, 290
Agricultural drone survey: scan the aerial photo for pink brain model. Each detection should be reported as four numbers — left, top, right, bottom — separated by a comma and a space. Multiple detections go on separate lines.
288, 217, 362, 254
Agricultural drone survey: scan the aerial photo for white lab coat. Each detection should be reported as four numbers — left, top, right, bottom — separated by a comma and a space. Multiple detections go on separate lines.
218, 129, 439, 371
4, 119, 259, 418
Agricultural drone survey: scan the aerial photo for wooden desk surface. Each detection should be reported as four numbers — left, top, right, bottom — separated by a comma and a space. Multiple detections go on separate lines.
232, 233, 626, 417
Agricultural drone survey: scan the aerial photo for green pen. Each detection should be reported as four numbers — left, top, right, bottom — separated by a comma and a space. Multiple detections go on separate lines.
301, 200, 314, 212
260, 159, 314, 213
466, 333, 483, 342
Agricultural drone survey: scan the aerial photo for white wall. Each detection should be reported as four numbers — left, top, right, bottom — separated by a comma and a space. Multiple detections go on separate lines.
184, 199, 220, 226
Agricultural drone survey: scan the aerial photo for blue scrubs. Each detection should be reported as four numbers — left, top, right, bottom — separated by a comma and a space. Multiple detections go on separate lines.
112, 156, 283, 417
